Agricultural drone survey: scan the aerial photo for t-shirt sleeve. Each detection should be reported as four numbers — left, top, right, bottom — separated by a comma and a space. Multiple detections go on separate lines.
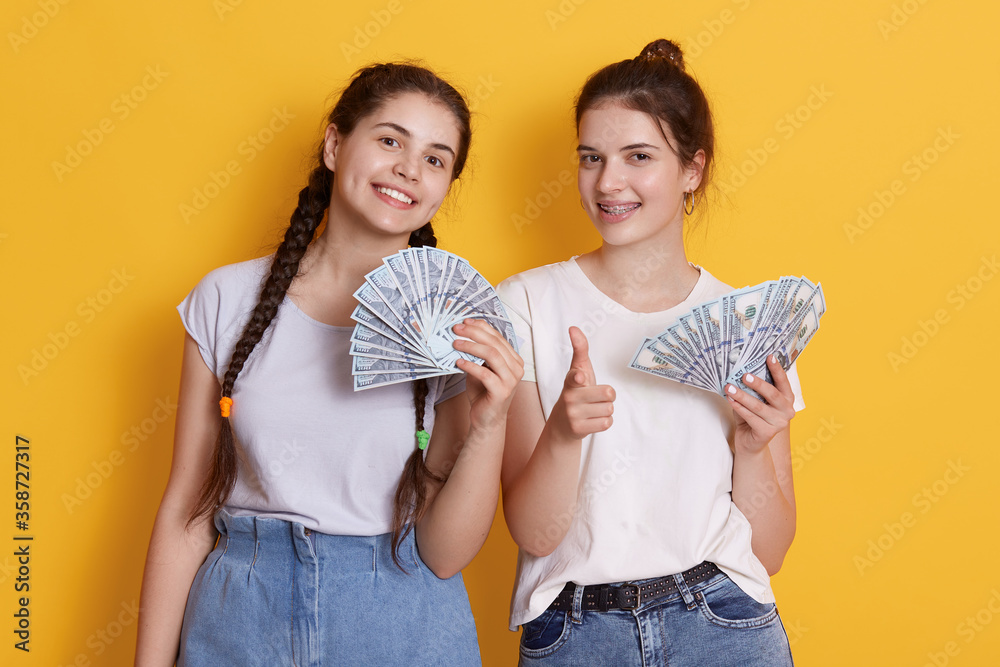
434, 372, 467, 405
177, 273, 224, 376
177, 260, 268, 378
785, 362, 806, 412
496, 276, 536, 383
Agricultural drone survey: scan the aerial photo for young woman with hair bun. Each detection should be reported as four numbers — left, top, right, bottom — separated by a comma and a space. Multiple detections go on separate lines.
135, 62, 522, 666
498, 39, 804, 665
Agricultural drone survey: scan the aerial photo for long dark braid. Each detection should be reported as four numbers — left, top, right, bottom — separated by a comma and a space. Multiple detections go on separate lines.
189, 165, 332, 525
390, 222, 447, 569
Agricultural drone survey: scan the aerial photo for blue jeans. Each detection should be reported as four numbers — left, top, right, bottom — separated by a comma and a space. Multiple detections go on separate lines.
518, 571, 793, 666
178, 510, 481, 666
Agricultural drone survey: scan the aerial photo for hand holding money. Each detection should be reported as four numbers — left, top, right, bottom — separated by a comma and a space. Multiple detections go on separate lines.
348, 246, 518, 391
628, 275, 825, 402
726, 354, 796, 455
452, 318, 524, 431
547, 327, 616, 442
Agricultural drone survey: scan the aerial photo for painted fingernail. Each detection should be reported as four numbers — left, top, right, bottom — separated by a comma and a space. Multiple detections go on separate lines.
769, 354, 776, 363
726, 385, 737, 395
746, 374, 755, 384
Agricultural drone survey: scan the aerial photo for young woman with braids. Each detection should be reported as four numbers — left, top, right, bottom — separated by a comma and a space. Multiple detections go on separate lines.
497, 40, 805, 665
135, 63, 522, 666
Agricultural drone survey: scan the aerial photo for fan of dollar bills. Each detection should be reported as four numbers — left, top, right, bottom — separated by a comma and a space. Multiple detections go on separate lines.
349, 247, 517, 391
629, 276, 825, 399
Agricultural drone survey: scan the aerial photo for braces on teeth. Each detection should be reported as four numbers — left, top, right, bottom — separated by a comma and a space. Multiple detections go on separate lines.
601, 203, 639, 215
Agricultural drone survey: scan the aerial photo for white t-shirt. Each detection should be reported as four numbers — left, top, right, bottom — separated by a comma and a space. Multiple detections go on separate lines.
178, 256, 465, 536
497, 258, 805, 629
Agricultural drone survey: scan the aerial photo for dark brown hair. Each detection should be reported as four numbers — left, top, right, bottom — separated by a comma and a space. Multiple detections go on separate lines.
188, 62, 472, 570
575, 39, 715, 201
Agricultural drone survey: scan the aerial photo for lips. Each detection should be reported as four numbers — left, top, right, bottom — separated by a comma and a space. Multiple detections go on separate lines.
596, 200, 640, 223
372, 184, 417, 208
598, 202, 640, 216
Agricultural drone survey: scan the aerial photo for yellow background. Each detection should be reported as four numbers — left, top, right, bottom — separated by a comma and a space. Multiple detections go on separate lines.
4, 0, 999, 664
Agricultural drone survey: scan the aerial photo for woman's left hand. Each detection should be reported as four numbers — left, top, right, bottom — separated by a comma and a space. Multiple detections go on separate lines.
452, 318, 525, 432
725, 355, 796, 455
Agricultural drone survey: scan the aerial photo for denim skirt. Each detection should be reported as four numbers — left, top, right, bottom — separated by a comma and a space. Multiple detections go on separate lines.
518, 569, 793, 667
178, 510, 481, 666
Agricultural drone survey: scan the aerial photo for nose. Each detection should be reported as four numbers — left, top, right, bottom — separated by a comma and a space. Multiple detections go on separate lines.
394, 149, 421, 181
596, 160, 624, 194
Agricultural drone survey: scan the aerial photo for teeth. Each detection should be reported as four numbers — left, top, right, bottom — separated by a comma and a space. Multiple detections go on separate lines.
599, 203, 639, 215
377, 186, 413, 204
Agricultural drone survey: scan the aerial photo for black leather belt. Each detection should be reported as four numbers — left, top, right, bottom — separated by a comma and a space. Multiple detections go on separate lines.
551, 562, 722, 612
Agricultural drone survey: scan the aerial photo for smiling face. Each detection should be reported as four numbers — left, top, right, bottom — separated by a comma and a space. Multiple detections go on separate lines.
577, 103, 704, 248
323, 91, 462, 240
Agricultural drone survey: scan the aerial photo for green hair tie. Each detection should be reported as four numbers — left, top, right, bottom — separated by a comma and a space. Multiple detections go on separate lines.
416, 430, 430, 451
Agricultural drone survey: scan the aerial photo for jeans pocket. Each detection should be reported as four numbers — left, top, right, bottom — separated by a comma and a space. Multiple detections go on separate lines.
519, 608, 570, 656
695, 578, 779, 629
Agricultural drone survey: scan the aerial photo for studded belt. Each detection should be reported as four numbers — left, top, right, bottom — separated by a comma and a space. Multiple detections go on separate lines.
550, 562, 722, 612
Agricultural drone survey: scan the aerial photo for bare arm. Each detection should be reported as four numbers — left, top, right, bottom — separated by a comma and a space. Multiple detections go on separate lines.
728, 355, 797, 575
500, 327, 615, 557
134, 334, 223, 667
413, 319, 523, 579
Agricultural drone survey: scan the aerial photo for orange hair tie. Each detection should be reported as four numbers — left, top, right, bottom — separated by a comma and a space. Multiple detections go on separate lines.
219, 397, 233, 418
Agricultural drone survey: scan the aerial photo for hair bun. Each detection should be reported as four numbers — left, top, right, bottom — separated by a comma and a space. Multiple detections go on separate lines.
638, 39, 685, 71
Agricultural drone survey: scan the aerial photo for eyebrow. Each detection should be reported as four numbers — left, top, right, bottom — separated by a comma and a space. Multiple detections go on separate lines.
576, 142, 659, 152
373, 122, 456, 159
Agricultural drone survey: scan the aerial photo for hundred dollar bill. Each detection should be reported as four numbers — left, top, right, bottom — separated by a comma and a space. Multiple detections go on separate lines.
726, 300, 822, 401
352, 355, 450, 376
350, 248, 517, 390
353, 367, 452, 391
350, 305, 428, 357
629, 340, 715, 391
630, 276, 825, 400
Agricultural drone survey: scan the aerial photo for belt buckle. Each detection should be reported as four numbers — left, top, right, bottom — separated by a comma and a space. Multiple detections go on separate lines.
617, 584, 640, 610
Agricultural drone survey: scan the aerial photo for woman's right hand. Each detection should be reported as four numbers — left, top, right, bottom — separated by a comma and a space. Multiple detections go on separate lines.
547, 326, 616, 443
